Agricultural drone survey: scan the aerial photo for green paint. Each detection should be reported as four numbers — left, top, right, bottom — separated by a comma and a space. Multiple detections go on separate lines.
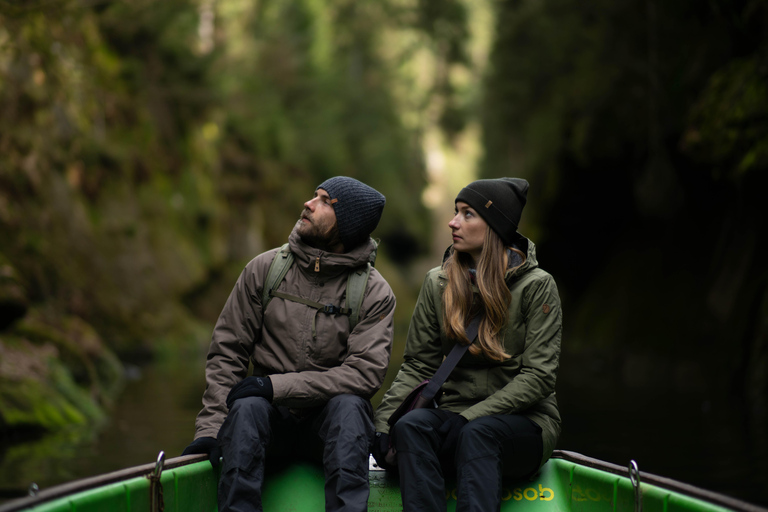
2, 457, 741, 512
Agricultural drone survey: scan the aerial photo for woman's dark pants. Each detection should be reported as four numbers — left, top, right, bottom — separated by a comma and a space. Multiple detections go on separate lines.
217, 394, 374, 512
392, 408, 543, 512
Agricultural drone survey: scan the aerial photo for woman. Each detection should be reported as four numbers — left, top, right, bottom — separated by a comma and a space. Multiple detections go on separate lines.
372, 177, 562, 512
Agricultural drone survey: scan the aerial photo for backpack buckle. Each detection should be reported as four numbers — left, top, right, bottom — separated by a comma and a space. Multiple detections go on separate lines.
323, 304, 340, 314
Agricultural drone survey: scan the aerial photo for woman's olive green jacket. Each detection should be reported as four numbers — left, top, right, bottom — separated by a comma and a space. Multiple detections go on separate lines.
373, 238, 562, 468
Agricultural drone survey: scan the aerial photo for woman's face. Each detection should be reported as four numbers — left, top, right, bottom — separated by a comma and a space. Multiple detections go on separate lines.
449, 201, 487, 262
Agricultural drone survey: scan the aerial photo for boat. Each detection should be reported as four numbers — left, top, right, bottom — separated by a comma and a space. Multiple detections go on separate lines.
0, 449, 765, 512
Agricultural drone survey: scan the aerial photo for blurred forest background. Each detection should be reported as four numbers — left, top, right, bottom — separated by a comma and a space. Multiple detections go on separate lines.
1, 0, 767, 506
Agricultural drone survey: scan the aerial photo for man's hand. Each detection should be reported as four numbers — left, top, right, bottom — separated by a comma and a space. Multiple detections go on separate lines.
181, 436, 221, 467
226, 376, 274, 408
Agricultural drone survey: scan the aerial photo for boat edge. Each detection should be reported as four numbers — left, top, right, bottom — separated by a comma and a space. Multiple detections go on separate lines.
0, 454, 208, 512
551, 450, 767, 512
2, 451, 766, 512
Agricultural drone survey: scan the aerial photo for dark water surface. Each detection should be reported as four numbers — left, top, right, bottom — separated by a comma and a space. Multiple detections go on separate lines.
1, 350, 766, 507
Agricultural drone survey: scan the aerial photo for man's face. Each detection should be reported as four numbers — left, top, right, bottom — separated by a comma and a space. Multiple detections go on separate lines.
297, 188, 341, 250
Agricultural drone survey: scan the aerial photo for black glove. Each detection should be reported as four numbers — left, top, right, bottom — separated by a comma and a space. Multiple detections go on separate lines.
226, 376, 274, 408
371, 432, 392, 470
438, 413, 468, 459
181, 436, 222, 467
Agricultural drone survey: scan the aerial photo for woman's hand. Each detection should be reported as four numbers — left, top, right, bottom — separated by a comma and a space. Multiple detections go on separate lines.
438, 413, 468, 458
372, 432, 396, 470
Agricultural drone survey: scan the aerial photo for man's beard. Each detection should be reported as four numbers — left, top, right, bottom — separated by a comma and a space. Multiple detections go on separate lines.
297, 209, 342, 251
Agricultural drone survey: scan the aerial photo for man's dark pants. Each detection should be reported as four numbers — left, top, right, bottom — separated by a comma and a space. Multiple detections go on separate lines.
217, 394, 374, 512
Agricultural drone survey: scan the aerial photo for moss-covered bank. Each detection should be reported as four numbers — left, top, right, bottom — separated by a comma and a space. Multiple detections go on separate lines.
0, 259, 124, 438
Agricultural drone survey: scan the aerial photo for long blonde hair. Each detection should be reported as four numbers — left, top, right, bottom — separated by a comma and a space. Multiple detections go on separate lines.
442, 226, 526, 361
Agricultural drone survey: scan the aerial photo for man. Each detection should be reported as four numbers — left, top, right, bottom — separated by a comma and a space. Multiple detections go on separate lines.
183, 177, 396, 512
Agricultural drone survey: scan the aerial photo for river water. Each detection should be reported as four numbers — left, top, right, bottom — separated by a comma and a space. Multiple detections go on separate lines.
1, 347, 766, 507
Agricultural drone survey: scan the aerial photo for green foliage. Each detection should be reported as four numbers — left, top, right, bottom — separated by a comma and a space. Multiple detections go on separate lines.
0, 0, 474, 440
0, 0, 466, 367
0, 1, 216, 351
0, 337, 107, 430
682, 55, 768, 177
208, 0, 432, 249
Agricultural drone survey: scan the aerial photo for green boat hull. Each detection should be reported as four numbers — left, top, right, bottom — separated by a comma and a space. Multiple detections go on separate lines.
1, 450, 763, 512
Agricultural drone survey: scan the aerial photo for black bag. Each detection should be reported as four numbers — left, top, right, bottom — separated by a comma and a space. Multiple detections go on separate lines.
386, 379, 436, 428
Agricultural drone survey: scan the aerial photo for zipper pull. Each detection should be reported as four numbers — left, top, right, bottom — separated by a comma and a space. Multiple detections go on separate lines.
315, 256, 320, 272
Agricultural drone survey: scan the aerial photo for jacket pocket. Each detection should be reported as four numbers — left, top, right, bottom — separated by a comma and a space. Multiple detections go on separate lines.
311, 314, 349, 366
442, 371, 478, 401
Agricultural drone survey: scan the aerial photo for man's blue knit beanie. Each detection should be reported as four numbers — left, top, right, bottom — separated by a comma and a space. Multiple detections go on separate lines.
316, 177, 386, 250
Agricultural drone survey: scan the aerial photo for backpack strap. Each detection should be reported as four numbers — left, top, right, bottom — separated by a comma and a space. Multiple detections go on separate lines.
270, 290, 352, 316
262, 243, 293, 312
345, 263, 372, 330
345, 238, 377, 330
261, 241, 376, 332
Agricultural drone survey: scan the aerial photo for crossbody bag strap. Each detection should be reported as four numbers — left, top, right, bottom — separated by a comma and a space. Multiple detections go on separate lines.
420, 313, 482, 402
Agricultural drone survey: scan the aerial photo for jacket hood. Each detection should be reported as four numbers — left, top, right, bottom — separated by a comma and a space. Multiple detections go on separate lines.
288, 222, 376, 279
506, 236, 539, 281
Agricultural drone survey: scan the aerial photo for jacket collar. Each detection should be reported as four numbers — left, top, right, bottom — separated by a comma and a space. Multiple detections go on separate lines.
287, 223, 376, 279
438, 234, 540, 283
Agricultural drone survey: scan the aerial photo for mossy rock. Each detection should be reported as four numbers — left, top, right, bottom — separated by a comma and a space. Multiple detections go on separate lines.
0, 311, 124, 432
0, 338, 95, 429
13, 310, 124, 400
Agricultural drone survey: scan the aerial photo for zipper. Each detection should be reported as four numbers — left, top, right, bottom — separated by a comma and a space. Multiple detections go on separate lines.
313, 255, 321, 336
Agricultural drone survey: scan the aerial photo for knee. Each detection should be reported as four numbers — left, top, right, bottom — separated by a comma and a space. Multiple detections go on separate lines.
460, 419, 495, 439
391, 409, 439, 451
393, 408, 437, 432
218, 398, 271, 467
322, 395, 373, 441
326, 394, 370, 416
455, 420, 499, 459
226, 396, 271, 426
391, 410, 423, 438
229, 395, 270, 414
